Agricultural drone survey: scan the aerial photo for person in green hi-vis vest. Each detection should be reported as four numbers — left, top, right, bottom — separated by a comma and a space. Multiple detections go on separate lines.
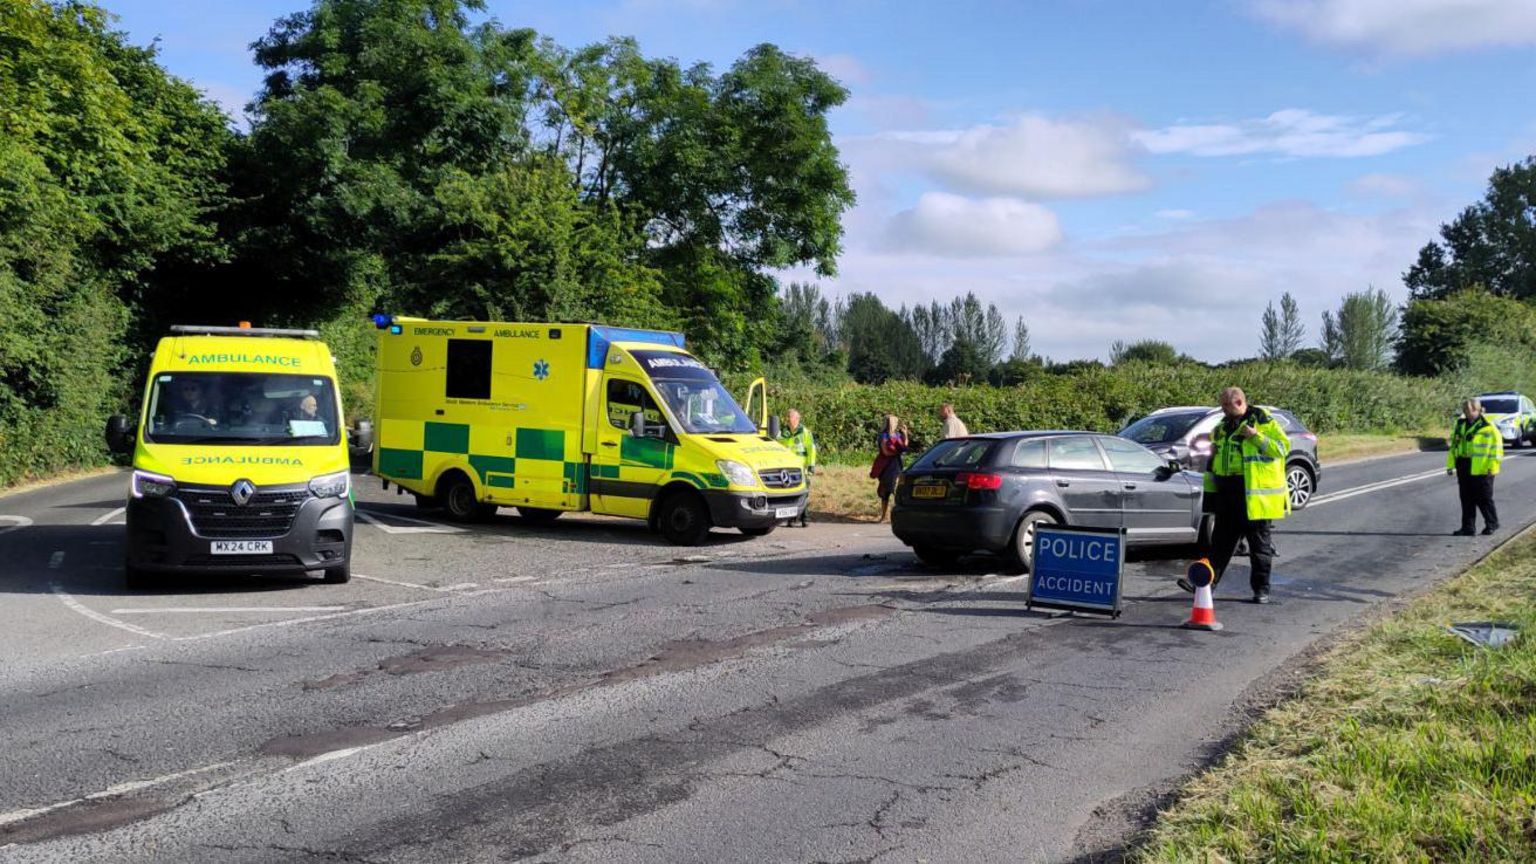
778, 409, 816, 527
1448, 397, 1502, 536
1179, 386, 1290, 605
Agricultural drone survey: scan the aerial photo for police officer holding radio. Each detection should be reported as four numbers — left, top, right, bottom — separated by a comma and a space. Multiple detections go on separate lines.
1179, 387, 1290, 604
1448, 398, 1502, 536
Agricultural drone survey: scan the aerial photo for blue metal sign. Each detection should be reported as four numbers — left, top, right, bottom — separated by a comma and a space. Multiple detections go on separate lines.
1026, 525, 1125, 617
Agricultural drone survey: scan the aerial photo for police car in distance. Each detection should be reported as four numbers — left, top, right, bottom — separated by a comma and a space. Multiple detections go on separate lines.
1474, 392, 1536, 448
890, 432, 1212, 571
1119, 405, 1322, 510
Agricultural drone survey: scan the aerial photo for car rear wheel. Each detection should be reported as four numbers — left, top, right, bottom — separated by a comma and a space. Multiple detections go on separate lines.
322, 563, 351, 584
1287, 463, 1315, 510
1006, 510, 1059, 572
913, 545, 961, 567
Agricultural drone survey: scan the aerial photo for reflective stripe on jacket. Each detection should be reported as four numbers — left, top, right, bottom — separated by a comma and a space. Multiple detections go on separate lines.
779, 425, 817, 469
1448, 417, 1502, 476
1202, 408, 1291, 521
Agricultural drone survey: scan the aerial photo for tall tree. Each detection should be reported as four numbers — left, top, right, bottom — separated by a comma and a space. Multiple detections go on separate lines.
1259, 292, 1305, 360
1011, 315, 1032, 361
1321, 288, 1397, 371
1396, 286, 1536, 376
842, 293, 928, 384
1405, 157, 1536, 301
981, 303, 1008, 365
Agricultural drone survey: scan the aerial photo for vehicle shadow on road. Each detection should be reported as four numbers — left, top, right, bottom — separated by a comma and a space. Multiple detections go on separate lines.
358, 500, 762, 550
0, 523, 341, 597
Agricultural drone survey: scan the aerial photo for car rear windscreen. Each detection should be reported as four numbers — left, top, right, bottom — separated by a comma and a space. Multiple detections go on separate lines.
909, 438, 997, 471
1120, 411, 1208, 445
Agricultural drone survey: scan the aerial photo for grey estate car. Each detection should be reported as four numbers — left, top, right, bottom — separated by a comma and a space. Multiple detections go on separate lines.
890, 432, 1212, 570
1119, 405, 1322, 510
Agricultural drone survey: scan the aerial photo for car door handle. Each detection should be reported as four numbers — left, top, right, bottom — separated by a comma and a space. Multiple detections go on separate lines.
1055, 479, 1070, 487
1123, 483, 1137, 490
600, 442, 617, 448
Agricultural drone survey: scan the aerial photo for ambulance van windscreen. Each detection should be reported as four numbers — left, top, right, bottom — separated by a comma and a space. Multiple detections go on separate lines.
632, 351, 757, 435
144, 372, 341, 445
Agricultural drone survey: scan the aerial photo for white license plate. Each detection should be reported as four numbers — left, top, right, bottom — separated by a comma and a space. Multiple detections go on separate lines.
210, 540, 273, 555
774, 506, 800, 519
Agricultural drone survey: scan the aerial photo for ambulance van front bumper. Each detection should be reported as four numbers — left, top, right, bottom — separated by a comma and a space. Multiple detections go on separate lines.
126, 482, 353, 574
703, 490, 808, 529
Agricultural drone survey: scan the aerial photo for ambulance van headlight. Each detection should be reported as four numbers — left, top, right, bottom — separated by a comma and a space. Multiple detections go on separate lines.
309, 470, 351, 499
716, 460, 758, 488
132, 470, 176, 498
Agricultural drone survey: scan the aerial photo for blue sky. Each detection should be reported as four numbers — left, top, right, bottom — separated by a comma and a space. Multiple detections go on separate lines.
106, 0, 1536, 361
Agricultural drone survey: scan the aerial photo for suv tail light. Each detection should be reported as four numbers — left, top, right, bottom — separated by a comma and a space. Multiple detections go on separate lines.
955, 472, 1004, 491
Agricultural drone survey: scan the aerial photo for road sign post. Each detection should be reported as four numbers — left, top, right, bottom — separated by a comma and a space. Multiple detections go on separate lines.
1025, 525, 1125, 618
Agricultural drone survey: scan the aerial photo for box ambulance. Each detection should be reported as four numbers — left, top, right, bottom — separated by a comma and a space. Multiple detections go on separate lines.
106, 325, 354, 589
369, 317, 807, 544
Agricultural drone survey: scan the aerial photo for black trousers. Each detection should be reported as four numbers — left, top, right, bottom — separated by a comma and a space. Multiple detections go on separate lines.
1207, 491, 1274, 593
1455, 459, 1498, 531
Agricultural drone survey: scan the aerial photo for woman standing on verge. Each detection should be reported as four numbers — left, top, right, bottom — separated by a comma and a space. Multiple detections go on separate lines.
871, 414, 910, 523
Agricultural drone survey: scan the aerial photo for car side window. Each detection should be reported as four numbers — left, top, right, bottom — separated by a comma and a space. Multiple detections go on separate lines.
1048, 436, 1108, 471
1011, 439, 1047, 468
1098, 436, 1167, 474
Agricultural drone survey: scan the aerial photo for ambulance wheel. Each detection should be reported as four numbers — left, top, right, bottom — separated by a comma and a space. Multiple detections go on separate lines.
518, 506, 562, 523
740, 525, 775, 537
1005, 510, 1058, 573
659, 492, 711, 546
124, 564, 156, 591
322, 563, 351, 584
413, 493, 438, 511
440, 473, 492, 522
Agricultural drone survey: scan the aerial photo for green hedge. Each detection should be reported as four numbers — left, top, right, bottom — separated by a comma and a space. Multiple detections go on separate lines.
765, 361, 1459, 461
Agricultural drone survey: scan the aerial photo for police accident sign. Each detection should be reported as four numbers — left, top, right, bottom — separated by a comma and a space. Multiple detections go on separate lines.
1025, 525, 1125, 617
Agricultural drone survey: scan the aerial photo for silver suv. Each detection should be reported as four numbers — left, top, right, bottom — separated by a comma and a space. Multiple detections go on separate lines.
1118, 405, 1322, 510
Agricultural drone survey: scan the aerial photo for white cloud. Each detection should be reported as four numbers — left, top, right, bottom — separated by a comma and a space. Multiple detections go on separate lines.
814, 53, 872, 86
1348, 172, 1424, 198
1254, 0, 1536, 55
1155, 209, 1197, 220
1134, 109, 1428, 158
883, 193, 1063, 258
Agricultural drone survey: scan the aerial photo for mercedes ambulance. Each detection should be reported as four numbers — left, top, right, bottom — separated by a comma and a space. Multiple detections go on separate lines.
106, 324, 354, 589
369, 317, 807, 544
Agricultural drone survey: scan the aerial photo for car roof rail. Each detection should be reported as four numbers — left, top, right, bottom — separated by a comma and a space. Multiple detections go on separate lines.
170, 325, 321, 339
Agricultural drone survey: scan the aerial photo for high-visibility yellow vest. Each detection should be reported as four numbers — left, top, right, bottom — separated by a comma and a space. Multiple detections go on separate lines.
778, 424, 817, 469
1203, 409, 1291, 521
1448, 417, 1502, 476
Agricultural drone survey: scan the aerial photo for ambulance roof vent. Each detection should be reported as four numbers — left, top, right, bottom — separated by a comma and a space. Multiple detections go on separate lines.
170, 325, 321, 339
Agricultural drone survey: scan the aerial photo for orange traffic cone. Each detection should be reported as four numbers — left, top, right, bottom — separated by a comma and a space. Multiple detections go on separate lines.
1182, 558, 1223, 631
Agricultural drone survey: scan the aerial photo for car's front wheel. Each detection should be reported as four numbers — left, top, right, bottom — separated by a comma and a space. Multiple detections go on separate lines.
1287, 462, 1315, 510
1006, 510, 1059, 572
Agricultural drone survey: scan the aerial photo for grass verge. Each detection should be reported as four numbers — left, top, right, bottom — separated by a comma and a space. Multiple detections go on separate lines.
805, 463, 885, 522
1318, 431, 1446, 464
1132, 530, 1536, 863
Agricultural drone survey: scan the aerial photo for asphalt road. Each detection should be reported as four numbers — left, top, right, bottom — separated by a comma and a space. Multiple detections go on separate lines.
1, 448, 1532, 863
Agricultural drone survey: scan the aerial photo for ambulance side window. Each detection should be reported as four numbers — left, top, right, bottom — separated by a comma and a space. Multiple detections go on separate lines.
446, 340, 492, 400
607, 380, 662, 430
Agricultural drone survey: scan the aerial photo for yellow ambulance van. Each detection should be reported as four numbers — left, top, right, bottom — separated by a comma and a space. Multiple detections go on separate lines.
370, 317, 807, 544
105, 324, 354, 589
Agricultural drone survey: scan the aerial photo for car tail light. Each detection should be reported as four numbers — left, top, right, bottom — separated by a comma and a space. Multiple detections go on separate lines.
955, 472, 1004, 491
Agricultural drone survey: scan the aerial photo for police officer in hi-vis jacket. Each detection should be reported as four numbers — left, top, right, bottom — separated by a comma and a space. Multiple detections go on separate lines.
1180, 387, 1290, 604
778, 409, 817, 527
1448, 398, 1502, 536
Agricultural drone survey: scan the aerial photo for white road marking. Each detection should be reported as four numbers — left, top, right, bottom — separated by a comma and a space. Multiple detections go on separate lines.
91, 507, 126, 526
109, 606, 349, 615
285, 745, 376, 773
354, 573, 456, 592
355, 509, 463, 534
0, 761, 235, 829
1309, 468, 1447, 507
166, 590, 501, 642
441, 582, 479, 591
492, 575, 538, 584
0, 515, 33, 536
47, 551, 64, 570
49, 584, 167, 640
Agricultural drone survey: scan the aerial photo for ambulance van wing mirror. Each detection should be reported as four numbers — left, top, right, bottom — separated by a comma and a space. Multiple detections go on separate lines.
630, 411, 647, 438
105, 415, 134, 455
767, 415, 781, 439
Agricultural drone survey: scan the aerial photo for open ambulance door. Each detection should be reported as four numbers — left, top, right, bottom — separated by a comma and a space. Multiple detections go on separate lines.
742, 377, 777, 437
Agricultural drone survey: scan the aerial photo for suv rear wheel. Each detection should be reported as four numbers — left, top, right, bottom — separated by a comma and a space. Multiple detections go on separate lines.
1286, 462, 1316, 510
1006, 510, 1059, 572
